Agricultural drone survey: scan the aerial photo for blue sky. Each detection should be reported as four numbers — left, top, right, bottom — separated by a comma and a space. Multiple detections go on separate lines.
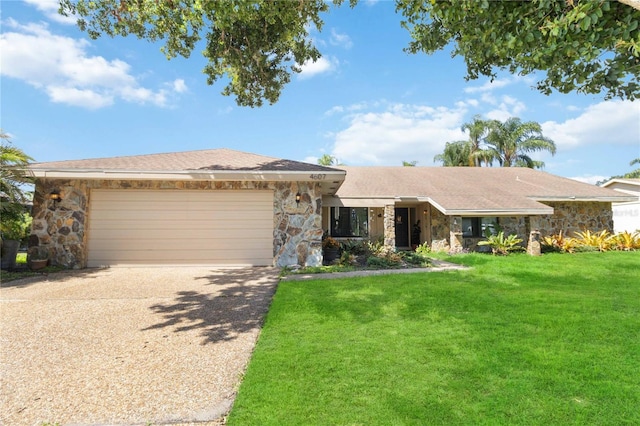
2, 0, 639, 184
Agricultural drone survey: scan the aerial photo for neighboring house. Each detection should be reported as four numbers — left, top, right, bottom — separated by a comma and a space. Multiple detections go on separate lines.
27, 149, 634, 269
601, 178, 640, 233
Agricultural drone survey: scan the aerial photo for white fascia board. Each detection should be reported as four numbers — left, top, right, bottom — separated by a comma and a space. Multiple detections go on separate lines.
449, 208, 554, 216
415, 197, 552, 216
532, 195, 638, 203
601, 178, 640, 188
30, 169, 346, 183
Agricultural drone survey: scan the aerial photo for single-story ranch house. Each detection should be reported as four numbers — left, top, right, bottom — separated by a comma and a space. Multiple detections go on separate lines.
27, 149, 635, 269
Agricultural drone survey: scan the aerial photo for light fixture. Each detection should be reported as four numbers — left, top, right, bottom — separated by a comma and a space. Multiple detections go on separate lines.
49, 190, 62, 203
295, 192, 301, 204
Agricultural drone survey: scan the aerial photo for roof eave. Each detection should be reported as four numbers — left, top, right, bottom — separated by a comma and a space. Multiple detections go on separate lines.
29, 169, 347, 194
532, 196, 638, 203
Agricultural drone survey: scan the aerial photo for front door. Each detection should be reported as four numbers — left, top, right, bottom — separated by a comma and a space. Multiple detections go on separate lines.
394, 208, 409, 247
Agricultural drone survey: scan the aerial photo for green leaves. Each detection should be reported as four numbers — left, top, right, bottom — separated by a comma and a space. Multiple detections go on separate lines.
58, 0, 640, 105
400, 0, 640, 100
60, 0, 336, 107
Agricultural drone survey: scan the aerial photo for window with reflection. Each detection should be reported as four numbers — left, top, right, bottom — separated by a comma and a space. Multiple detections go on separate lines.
462, 217, 498, 238
330, 207, 369, 237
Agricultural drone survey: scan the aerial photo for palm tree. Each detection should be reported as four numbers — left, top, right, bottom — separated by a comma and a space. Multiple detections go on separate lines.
1, 130, 34, 227
484, 117, 556, 168
317, 154, 343, 166
461, 115, 493, 166
433, 141, 471, 166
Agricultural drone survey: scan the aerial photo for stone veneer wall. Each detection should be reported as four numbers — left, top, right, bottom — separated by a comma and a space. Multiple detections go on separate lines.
536, 201, 613, 236
429, 207, 450, 251
383, 205, 396, 248
29, 179, 322, 269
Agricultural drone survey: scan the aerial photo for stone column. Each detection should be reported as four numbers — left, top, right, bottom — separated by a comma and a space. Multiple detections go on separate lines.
527, 216, 542, 256
383, 205, 396, 249
449, 216, 463, 253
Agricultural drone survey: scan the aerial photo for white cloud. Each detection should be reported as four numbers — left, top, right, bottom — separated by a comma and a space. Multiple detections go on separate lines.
330, 103, 468, 165
46, 86, 114, 109
330, 29, 353, 49
569, 175, 607, 185
172, 79, 188, 93
24, 0, 77, 24
0, 20, 184, 109
299, 56, 336, 79
485, 95, 527, 121
542, 100, 640, 149
464, 78, 512, 94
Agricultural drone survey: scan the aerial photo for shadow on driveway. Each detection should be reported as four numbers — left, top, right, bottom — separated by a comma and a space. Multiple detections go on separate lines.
143, 267, 279, 344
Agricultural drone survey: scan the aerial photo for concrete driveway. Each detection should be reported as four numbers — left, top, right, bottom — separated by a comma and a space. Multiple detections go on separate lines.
0, 267, 279, 426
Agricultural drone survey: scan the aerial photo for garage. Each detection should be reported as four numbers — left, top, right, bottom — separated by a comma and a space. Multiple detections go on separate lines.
87, 189, 274, 267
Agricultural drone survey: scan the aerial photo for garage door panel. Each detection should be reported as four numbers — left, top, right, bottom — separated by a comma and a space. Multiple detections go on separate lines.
91, 238, 273, 251
92, 190, 269, 202
89, 227, 273, 240
90, 209, 271, 222
88, 189, 274, 266
91, 200, 272, 212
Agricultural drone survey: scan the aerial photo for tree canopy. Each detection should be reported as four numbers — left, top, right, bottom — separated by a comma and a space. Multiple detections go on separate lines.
59, 0, 640, 106
433, 117, 557, 169
399, 0, 640, 100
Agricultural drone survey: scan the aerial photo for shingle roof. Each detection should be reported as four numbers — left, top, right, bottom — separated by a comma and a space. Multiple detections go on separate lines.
332, 166, 635, 214
29, 148, 340, 173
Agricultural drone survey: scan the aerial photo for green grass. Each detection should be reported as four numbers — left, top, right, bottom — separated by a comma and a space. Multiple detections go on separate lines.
229, 252, 640, 425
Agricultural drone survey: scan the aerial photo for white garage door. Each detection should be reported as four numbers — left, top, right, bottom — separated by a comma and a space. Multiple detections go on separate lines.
87, 189, 274, 267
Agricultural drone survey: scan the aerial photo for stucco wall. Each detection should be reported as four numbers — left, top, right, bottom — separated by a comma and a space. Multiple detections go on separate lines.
29, 179, 322, 269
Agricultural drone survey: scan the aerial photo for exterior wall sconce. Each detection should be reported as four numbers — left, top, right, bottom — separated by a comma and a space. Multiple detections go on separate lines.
49, 190, 62, 203
295, 192, 301, 204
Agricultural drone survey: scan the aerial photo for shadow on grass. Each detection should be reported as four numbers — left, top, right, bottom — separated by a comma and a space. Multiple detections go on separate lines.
143, 267, 279, 344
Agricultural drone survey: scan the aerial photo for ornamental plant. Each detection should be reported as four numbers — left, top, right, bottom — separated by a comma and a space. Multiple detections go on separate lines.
478, 231, 524, 255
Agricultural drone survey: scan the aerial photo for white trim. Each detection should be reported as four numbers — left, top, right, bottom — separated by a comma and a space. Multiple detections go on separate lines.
531, 196, 637, 202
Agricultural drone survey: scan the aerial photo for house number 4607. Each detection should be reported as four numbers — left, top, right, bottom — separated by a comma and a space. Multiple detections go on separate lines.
309, 174, 326, 180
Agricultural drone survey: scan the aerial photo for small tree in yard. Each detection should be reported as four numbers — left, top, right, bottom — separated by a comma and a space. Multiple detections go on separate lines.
1, 130, 34, 241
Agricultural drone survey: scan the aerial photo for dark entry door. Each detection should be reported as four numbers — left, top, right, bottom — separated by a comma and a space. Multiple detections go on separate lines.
394, 208, 409, 247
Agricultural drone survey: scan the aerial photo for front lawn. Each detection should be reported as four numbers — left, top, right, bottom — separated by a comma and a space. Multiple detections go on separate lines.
228, 252, 640, 425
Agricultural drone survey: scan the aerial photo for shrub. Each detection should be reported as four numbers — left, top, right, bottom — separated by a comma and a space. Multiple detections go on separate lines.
322, 236, 340, 249
478, 231, 523, 255
608, 231, 640, 251
415, 242, 431, 255
366, 255, 402, 269
338, 251, 358, 267
574, 229, 611, 252
403, 251, 431, 267
339, 239, 370, 256
541, 231, 578, 253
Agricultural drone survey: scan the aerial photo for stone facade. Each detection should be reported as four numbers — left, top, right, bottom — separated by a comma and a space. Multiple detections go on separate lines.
422, 201, 613, 254
29, 179, 322, 269
536, 201, 614, 236
429, 207, 450, 251
383, 205, 396, 248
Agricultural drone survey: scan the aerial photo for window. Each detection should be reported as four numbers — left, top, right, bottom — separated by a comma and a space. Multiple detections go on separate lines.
330, 207, 369, 238
462, 217, 498, 238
